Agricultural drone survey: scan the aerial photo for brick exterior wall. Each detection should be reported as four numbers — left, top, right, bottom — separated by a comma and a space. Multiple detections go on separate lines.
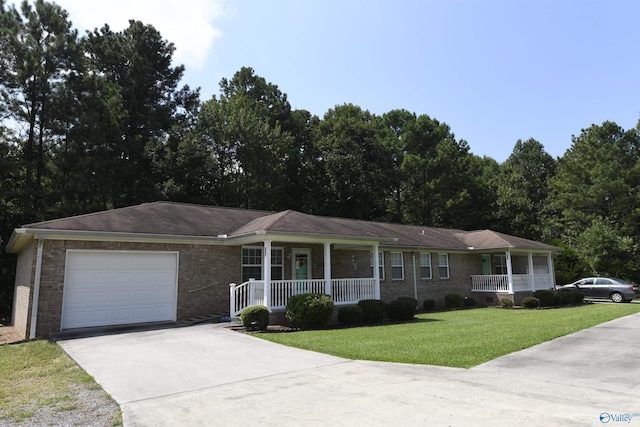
331, 248, 484, 309
16, 237, 515, 337
377, 251, 483, 309
32, 240, 243, 337
11, 241, 36, 340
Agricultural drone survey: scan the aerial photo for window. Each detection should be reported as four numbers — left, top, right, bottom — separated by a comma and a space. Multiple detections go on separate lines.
420, 253, 432, 279
371, 251, 385, 280
438, 253, 449, 279
495, 255, 507, 275
242, 246, 262, 282
241, 246, 284, 282
271, 248, 284, 280
391, 252, 404, 280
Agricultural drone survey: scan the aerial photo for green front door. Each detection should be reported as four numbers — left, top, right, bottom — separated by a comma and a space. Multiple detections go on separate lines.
293, 249, 311, 291
482, 254, 491, 275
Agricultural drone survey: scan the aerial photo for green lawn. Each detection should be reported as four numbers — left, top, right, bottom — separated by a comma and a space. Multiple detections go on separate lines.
258, 303, 640, 368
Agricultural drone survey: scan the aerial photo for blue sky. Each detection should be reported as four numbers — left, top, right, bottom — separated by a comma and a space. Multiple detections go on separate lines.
50, 0, 640, 161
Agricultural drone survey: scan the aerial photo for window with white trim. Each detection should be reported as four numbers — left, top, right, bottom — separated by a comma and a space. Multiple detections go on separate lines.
370, 251, 385, 280
420, 253, 432, 279
438, 253, 449, 279
495, 255, 507, 275
241, 246, 284, 282
391, 252, 404, 280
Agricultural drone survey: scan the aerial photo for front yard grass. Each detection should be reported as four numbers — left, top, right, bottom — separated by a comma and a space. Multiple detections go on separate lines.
0, 339, 122, 425
258, 303, 640, 368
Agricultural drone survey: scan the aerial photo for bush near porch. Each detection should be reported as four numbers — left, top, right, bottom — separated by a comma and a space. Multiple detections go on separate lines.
257, 303, 640, 368
285, 293, 334, 329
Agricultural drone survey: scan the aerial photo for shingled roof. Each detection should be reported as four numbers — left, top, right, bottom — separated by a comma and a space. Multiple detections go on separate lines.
9, 201, 558, 252
19, 202, 269, 237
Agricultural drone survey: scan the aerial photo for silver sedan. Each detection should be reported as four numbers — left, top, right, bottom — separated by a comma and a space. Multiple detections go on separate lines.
556, 277, 637, 303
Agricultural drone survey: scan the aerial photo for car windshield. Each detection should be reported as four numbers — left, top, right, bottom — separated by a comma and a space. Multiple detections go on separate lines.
611, 278, 632, 285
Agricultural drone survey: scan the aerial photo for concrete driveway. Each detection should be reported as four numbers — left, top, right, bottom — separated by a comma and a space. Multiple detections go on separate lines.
58, 313, 640, 427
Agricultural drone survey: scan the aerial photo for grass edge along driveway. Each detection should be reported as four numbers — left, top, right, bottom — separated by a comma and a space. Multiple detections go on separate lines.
0, 339, 122, 425
258, 304, 640, 368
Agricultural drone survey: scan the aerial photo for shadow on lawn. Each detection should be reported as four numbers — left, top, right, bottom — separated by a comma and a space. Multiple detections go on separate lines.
242, 316, 444, 334
412, 317, 443, 323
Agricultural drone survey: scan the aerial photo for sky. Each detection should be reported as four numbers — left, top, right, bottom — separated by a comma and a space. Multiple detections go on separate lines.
25, 0, 640, 162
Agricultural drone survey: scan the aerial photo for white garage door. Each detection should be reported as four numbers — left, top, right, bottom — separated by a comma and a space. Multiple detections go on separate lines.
61, 251, 178, 329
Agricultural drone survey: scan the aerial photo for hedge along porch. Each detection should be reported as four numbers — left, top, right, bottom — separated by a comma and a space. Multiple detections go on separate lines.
6, 202, 559, 339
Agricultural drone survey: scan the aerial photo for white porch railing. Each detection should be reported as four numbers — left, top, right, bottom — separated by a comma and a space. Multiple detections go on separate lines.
471, 274, 554, 293
471, 275, 510, 292
270, 279, 327, 311
229, 278, 376, 317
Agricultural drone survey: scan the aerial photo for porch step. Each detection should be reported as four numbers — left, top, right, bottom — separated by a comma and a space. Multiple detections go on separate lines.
176, 312, 229, 326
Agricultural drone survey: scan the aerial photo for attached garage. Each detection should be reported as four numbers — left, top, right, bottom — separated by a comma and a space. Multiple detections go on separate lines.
61, 250, 178, 329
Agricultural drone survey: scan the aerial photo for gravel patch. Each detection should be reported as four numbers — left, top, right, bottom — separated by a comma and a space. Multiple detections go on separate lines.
0, 326, 122, 426
4, 384, 121, 427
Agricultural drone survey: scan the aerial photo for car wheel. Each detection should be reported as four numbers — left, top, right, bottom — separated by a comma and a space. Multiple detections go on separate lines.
610, 292, 624, 303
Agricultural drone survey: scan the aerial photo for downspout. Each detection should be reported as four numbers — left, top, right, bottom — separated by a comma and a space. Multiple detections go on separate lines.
412, 252, 418, 300
29, 234, 45, 339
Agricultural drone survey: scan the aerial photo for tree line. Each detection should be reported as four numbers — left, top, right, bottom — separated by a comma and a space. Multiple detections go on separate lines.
1, 0, 640, 319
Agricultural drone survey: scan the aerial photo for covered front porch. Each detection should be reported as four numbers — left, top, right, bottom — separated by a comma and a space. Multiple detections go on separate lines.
471, 251, 555, 294
228, 239, 383, 317
229, 278, 377, 317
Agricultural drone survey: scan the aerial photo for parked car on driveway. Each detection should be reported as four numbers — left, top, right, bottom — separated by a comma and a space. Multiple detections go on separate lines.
556, 277, 637, 303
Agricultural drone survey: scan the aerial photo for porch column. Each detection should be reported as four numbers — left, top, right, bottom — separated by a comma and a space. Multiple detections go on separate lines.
528, 252, 535, 291
373, 243, 380, 299
547, 252, 556, 288
263, 240, 271, 311
506, 251, 514, 294
324, 242, 332, 295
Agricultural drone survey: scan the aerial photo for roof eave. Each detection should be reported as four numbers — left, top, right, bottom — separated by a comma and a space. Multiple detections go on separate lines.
465, 245, 560, 253
6, 229, 33, 254
6, 227, 399, 251
7, 227, 229, 248
226, 230, 398, 245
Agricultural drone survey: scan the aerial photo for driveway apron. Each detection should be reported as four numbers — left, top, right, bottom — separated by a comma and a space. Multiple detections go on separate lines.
58, 313, 640, 426
57, 323, 344, 404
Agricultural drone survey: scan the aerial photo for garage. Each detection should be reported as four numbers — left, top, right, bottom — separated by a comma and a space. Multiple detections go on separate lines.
61, 251, 178, 329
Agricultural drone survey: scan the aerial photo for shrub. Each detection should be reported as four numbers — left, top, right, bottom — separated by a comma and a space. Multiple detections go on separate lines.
423, 299, 437, 312
337, 305, 364, 326
240, 305, 270, 330
552, 293, 564, 306
396, 296, 418, 310
521, 296, 540, 309
499, 297, 514, 309
357, 299, 385, 323
285, 293, 334, 329
572, 291, 585, 304
463, 296, 476, 308
559, 290, 575, 305
444, 293, 464, 309
533, 290, 555, 307
386, 298, 416, 321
